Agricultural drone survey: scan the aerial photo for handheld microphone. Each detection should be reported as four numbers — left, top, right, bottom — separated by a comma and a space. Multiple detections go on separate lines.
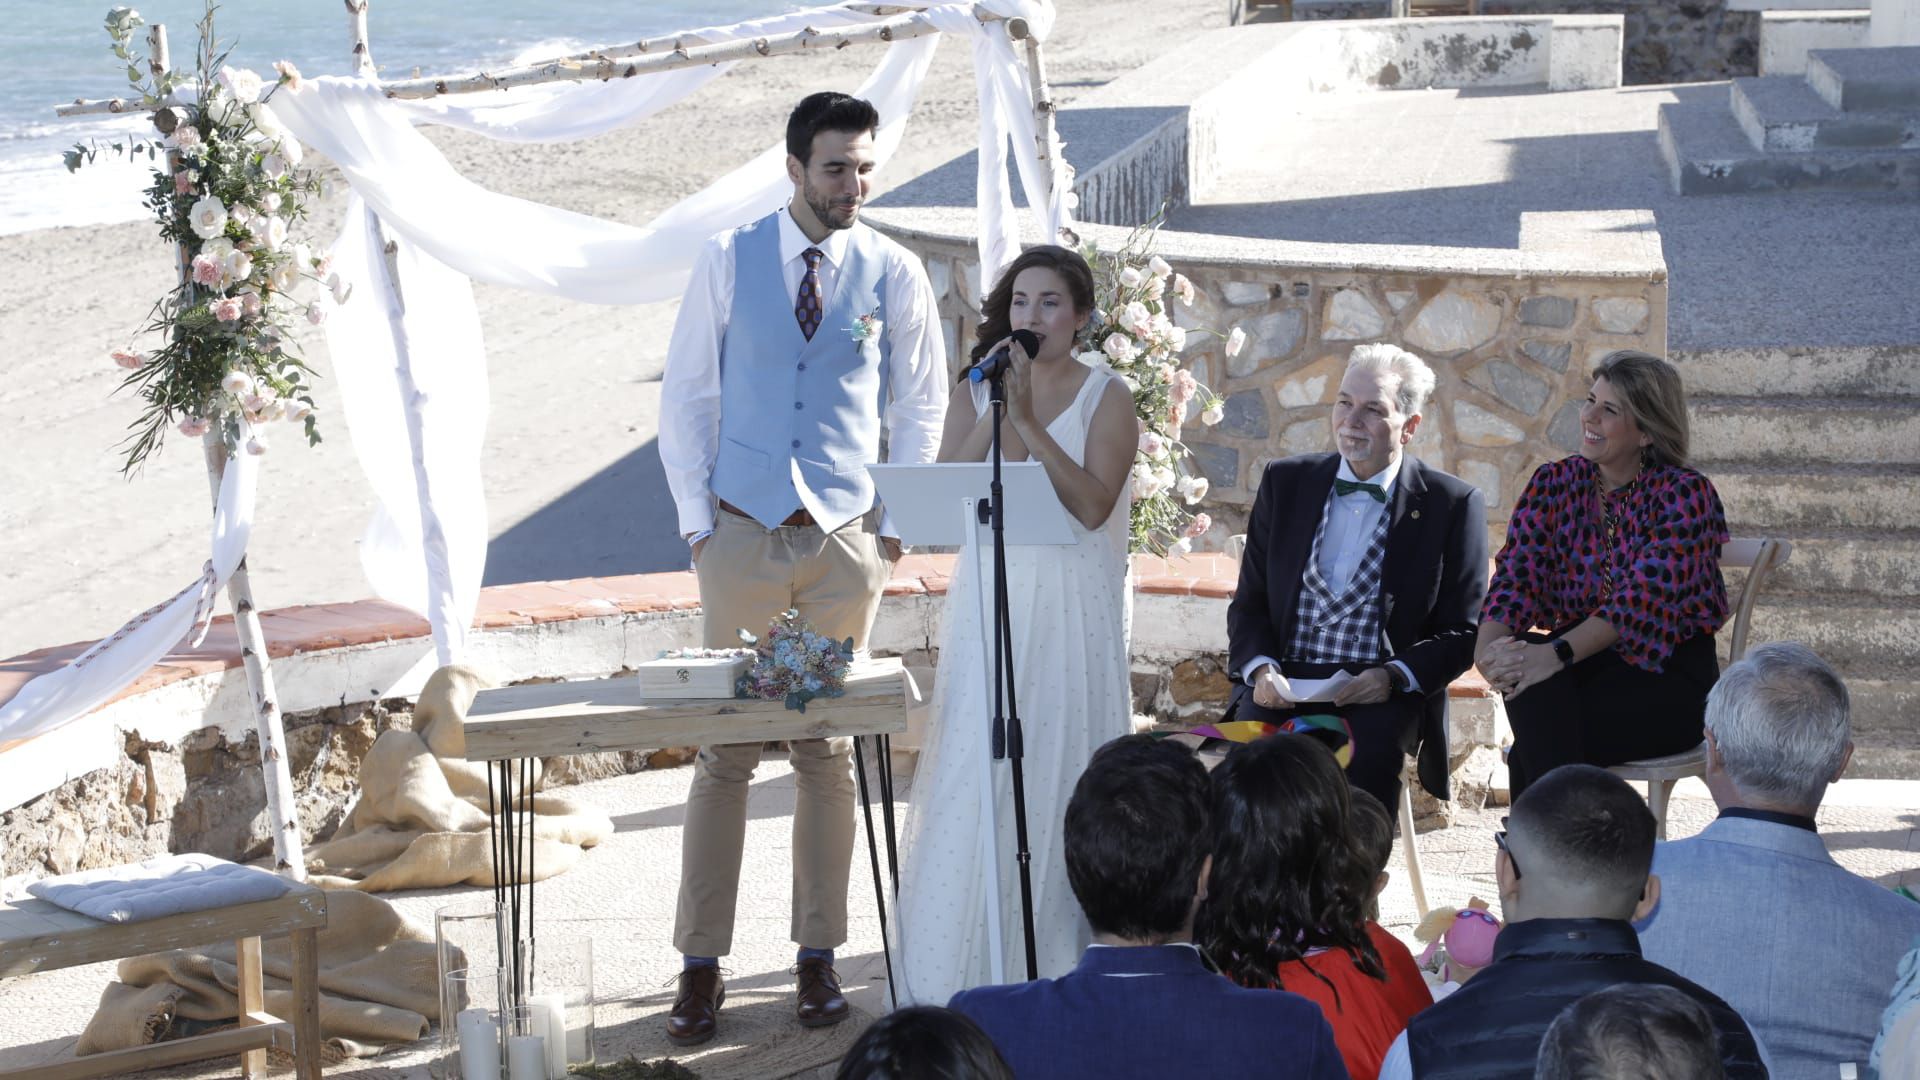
967, 329, 1040, 384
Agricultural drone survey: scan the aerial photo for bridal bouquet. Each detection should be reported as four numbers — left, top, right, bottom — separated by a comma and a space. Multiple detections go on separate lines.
736, 610, 856, 713
70, 4, 346, 472
1076, 220, 1242, 556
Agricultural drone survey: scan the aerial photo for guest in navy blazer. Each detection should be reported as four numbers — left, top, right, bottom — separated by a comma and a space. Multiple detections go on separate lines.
949, 736, 1347, 1080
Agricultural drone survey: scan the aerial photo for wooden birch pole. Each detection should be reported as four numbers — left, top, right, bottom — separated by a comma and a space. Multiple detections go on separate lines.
1006, 17, 1063, 231
149, 23, 307, 880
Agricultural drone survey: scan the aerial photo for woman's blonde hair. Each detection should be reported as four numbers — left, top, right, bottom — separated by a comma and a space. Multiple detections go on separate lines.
1591, 350, 1690, 469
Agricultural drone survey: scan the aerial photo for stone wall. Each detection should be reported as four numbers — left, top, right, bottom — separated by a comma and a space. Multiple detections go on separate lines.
1478, 0, 1759, 84
893, 228, 1667, 548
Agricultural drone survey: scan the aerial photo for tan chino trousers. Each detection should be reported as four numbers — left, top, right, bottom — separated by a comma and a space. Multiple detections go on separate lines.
672, 506, 890, 957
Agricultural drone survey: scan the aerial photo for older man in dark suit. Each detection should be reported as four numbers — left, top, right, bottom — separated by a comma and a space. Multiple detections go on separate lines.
949, 736, 1344, 1080
1227, 343, 1488, 810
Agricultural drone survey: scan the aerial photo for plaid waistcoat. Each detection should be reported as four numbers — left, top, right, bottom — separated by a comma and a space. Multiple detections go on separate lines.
1283, 501, 1391, 665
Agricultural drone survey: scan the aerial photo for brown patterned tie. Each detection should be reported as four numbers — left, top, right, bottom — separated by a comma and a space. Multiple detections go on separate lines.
794, 247, 824, 341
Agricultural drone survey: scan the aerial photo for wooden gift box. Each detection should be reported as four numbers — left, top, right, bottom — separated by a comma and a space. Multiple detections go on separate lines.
636, 654, 751, 699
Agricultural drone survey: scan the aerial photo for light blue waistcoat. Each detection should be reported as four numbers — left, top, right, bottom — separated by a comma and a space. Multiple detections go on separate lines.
710, 211, 893, 532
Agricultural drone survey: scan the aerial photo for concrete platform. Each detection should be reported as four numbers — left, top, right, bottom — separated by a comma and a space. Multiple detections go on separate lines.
2, 759, 1917, 1078
1165, 83, 1920, 349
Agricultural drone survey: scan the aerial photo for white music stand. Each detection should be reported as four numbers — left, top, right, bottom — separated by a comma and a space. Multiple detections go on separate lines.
867, 461, 1076, 987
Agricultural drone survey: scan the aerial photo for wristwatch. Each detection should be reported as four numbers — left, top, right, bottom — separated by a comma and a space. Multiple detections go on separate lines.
1551, 638, 1576, 669
1385, 664, 1411, 694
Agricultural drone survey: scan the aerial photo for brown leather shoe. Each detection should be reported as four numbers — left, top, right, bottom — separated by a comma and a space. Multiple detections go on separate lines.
666, 965, 725, 1046
794, 957, 850, 1028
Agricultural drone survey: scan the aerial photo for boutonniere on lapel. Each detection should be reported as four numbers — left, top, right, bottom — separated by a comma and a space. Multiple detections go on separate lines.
846, 308, 883, 351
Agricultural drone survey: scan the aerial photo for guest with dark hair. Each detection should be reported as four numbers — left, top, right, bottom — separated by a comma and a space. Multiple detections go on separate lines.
836, 1006, 1013, 1080
949, 735, 1344, 1080
1381, 765, 1769, 1079
1638, 643, 1920, 1075
1476, 350, 1730, 799
1198, 734, 1414, 1078
1348, 786, 1433, 1024
1534, 984, 1727, 1080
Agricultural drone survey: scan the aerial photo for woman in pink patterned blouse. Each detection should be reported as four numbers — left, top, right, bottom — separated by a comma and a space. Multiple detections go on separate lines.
1474, 351, 1730, 798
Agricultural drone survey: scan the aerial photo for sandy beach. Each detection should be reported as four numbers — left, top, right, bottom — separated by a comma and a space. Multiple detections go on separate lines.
0, 0, 1226, 662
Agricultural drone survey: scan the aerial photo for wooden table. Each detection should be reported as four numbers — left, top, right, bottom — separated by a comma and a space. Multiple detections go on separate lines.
0, 885, 327, 1080
463, 657, 915, 1003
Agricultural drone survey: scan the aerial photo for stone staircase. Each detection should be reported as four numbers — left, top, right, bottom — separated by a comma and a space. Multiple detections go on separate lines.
1674, 344, 1920, 776
1658, 46, 1920, 194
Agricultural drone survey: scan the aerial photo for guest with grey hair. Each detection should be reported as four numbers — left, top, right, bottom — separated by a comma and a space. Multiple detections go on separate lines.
1637, 641, 1920, 1077
1225, 342, 1488, 813
1535, 984, 1727, 1080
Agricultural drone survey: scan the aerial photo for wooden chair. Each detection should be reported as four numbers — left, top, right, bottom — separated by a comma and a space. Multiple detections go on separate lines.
0, 884, 327, 1080
1608, 538, 1793, 840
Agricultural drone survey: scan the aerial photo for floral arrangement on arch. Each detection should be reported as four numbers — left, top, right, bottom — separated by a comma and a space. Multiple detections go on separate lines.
1074, 222, 1247, 556
69, 4, 347, 472
736, 610, 856, 713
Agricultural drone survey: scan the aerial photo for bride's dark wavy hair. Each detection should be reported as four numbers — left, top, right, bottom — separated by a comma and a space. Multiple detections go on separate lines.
967, 245, 1096, 370
1196, 733, 1384, 993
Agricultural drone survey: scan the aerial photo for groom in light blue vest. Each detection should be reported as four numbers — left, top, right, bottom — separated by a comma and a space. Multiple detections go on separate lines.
657, 91, 947, 1045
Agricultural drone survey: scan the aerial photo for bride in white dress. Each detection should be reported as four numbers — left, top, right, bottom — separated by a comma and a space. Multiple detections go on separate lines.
894, 246, 1138, 1004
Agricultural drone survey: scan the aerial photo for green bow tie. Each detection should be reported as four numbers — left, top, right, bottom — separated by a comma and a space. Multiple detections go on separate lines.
1334, 478, 1387, 503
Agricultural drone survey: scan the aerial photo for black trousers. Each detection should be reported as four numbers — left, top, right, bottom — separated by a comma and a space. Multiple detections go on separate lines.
1504, 631, 1719, 800
1227, 659, 1422, 815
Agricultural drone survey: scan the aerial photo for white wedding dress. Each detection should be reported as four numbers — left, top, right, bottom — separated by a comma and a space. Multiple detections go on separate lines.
894, 366, 1134, 1004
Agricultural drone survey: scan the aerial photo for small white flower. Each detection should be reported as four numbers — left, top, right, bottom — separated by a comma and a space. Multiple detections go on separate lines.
245, 435, 268, 456
230, 204, 253, 228
1169, 536, 1193, 556
1225, 326, 1248, 358
1118, 266, 1144, 288
1201, 402, 1225, 427
291, 242, 312, 271
328, 271, 353, 305
260, 152, 287, 180
274, 60, 304, 91
1102, 333, 1137, 364
1179, 475, 1211, 504
1173, 274, 1197, 307
1148, 255, 1173, 279
305, 301, 328, 325
286, 399, 313, 423
188, 196, 228, 240
263, 192, 282, 212
275, 134, 303, 168
246, 101, 286, 141
1166, 325, 1188, 351
221, 369, 255, 395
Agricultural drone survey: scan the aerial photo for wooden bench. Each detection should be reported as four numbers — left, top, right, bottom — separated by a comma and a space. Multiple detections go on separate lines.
0, 884, 327, 1080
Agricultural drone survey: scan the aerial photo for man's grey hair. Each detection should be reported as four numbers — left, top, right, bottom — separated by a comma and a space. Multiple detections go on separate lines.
1536, 984, 1726, 1080
1704, 641, 1850, 809
1345, 344, 1436, 417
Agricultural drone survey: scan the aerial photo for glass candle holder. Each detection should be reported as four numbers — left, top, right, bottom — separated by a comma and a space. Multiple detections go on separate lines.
440, 966, 505, 1080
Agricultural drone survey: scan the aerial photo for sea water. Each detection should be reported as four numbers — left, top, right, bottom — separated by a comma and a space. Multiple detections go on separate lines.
0, 0, 796, 235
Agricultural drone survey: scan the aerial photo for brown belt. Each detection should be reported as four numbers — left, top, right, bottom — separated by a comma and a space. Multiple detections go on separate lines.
719, 500, 815, 528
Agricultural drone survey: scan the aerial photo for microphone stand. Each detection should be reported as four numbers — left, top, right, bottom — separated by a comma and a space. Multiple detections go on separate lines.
981, 366, 1040, 982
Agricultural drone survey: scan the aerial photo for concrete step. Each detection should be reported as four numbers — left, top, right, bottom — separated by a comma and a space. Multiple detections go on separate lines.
1744, 594, 1917, 674
1657, 99, 1920, 194
1808, 46, 1920, 111
1690, 394, 1920, 465
1734, 530, 1920, 596
1731, 76, 1920, 151
1670, 344, 1920, 397
1712, 463, 1920, 530
1840, 679, 1920, 778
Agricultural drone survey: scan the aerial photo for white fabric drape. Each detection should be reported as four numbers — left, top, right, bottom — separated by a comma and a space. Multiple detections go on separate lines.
0, 0, 1071, 744
0, 433, 258, 742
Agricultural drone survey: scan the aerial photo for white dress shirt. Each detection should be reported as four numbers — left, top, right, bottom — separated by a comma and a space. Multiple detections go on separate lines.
1241, 455, 1420, 692
1379, 1030, 1413, 1080
658, 206, 947, 541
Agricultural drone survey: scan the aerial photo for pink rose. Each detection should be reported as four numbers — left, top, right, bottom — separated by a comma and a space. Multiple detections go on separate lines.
174, 170, 193, 195
178, 416, 210, 437
191, 254, 223, 286
111, 350, 145, 370
238, 290, 263, 317
1170, 369, 1198, 408
1184, 512, 1212, 538
211, 297, 243, 322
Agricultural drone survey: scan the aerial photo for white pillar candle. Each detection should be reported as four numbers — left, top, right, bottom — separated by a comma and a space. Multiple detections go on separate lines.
506, 1033, 547, 1080
531, 994, 568, 1078
456, 1008, 500, 1080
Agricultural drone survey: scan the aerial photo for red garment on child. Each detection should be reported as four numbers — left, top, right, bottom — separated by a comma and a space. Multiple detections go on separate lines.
1366, 920, 1435, 1024
1275, 946, 1412, 1080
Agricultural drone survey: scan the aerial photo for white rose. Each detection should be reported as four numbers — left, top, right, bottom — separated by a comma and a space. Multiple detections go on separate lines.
230, 204, 253, 228
1201, 403, 1225, 427
306, 301, 328, 325
1179, 475, 1211, 504
263, 192, 282, 212
1173, 274, 1197, 307
1102, 333, 1137, 364
245, 435, 269, 456
218, 65, 264, 104
1166, 325, 1189, 351
275, 134, 303, 168
260, 152, 287, 180
1129, 462, 1158, 500
1122, 301, 1152, 334
223, 249, 254, 282
286, 399, 313, 423
256, 215, 287, 253
246, 101, 286, 140
1225, 326, 1248, 358
188, 196, 228, 240
200, 236, 234, 262
291, 242, 312, 271
1148, 255, 1173, 279
1118, 266, 1144, 288
221, 369, 255, 396
269, 259, 298, 292
1169, 537, 1193, 556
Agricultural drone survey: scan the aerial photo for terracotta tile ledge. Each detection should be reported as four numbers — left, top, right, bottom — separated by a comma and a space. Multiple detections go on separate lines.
0, 553, 1487, 729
